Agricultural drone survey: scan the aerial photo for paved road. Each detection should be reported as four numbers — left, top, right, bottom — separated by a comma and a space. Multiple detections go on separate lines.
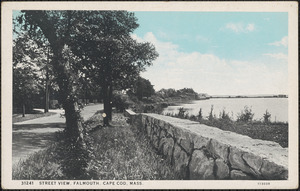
13, 103, 103, 165
14, 103, 103, 125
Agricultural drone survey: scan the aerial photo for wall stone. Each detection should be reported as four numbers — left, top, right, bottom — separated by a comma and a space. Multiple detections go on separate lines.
215, 158, 230, 179
230, 170, 254, 180
190, 150, 215, 180
125, 110, 288, 180
173, 144, 189, 179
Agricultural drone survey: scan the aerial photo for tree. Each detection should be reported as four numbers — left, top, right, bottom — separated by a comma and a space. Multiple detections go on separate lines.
69, 11, 158, 126
18, 11, 86, 140
263, 110, 271, 123
13, 32, 42, 116
134, 77, 155, 100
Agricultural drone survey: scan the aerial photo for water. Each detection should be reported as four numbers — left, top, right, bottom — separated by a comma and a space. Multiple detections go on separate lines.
163, 98, 288, 122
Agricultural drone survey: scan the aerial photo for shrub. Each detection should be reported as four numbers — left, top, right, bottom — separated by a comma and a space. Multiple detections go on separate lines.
198, 108, 203, 120
220, 108, 231, 121
237, 106, 254, 122
189, 115, 197, 121
177, 107, 185, 118
208, 105, 214, 121
263, 110, 271, 123
113, 94, 129, 112
184, 112, 189, 119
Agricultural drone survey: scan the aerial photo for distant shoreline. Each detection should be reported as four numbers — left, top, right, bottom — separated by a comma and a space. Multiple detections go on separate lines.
209, 95, 288, 99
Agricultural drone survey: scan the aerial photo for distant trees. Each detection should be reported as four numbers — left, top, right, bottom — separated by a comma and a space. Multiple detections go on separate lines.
13, 32, 50, 116
133, 77, 155, 100
157, 88, 198, 98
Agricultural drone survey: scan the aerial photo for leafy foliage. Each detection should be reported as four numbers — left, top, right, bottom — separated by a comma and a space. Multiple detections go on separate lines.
237, 106, 254, 122
208, 105, 214, 121
263, 110, 271, 123
133, 77, 155, 100
198, 108, 203, 120
165, 108, 288, 148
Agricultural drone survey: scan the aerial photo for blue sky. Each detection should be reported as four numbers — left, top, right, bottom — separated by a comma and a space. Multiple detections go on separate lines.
133, 12, 288, 95
13, 11, 288, 95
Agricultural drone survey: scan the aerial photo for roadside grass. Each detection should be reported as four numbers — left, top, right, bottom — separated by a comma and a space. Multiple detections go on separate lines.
13, 112, 176, 180
12, 142, 63, 180
13, 111, 56, 123
89, 113, 176, 180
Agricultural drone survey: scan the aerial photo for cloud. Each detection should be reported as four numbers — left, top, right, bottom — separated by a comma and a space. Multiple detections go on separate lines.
246, 23, 255, 32
195, 35, 209, 42
223, 22, 256, 33
134, 32, 288, 95
263, 53, 288, 60
268, 36, 288, 47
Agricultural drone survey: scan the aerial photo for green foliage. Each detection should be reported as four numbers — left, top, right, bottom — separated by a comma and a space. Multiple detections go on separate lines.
157, 88, 198, 99
237, 106, 254, 122
13, 33, 43, 113
134, 77, 155, 100
198, 108, 203, 120
56, 136, 92, 179
165, 109, 287, 148
177, 107, 186, 118
112, 93, 130, 112
263, 110, 271, 123
208, 105, 214, 121
219, 108, 231, 121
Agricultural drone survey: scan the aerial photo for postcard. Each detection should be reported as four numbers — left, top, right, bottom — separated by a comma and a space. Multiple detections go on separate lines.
1, 1, 298, 189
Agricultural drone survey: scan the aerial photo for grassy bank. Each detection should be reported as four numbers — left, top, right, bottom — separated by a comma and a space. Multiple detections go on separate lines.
89, 113, 176, 180
13, 112, 176, 180
165, 109, 288, 148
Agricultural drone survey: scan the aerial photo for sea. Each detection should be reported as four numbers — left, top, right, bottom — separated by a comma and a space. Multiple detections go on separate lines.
162, 98, 288, 122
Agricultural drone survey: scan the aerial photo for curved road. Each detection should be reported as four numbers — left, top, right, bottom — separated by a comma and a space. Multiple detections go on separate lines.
13, 103, 103, 165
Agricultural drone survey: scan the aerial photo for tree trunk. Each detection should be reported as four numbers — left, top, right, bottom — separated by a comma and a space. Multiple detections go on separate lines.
22, 103, 25, 117
102, 83, 109, 126
52, 46, 86, 141
107, 84, 113, 121
64, 100, 84, 140
44, 81, 49, 113
23, 11, 86, 144
44, 47, 50, 113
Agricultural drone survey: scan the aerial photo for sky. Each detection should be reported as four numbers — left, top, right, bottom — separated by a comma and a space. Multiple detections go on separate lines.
132, 12, 288, 95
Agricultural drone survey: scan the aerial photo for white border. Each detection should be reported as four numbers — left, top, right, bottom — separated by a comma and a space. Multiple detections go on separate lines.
1, 1, 298, 189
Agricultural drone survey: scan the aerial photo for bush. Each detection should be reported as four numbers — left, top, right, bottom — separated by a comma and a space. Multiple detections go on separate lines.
177, 107, 186, 118
198, 108, 203, 120
237, 106, 254, 122
208, 105, 214, 121
219, 108, 231, 121
112, 94, 129, 112
263, 110, 271, 123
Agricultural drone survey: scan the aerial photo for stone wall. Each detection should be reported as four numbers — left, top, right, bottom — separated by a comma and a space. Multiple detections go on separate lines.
126, 110, 288, 180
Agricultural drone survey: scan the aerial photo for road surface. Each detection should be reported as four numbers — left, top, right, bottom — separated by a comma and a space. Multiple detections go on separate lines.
13, 103, 103, 165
